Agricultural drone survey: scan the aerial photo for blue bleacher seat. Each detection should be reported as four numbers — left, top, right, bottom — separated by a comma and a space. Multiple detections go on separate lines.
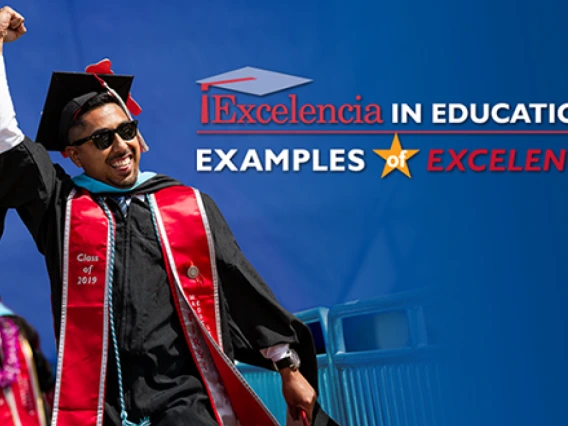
236, 290, 451, 425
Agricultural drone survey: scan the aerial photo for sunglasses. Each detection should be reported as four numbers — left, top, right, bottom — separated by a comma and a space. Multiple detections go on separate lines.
70, 120, 139, 150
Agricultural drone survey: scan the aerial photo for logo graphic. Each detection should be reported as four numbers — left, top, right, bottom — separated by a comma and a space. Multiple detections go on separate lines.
196, 66, 312, 96
196, 67, 382, 126
373, 134, 419, 178
194, 67, 567, 177
195, 67, 402, 176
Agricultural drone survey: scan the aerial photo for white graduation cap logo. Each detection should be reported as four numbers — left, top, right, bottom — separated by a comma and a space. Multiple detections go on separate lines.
197, 66, 312, 96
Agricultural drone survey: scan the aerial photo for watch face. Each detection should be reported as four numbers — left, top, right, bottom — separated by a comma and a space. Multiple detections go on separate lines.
290, 349, 301, 369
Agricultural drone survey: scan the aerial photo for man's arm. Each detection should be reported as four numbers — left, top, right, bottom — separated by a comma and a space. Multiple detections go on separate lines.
202, 193, 318, 423
0, 6, 25, 153
0, 7, 67, 249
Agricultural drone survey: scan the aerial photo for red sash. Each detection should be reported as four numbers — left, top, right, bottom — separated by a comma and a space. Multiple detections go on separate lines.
0, 336, 47, 426
151, 187, 278, 426
52, 190, 110, 426
52, 187, 278, 426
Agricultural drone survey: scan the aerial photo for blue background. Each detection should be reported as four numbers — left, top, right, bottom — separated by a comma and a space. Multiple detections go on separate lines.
1, 0, 567, 424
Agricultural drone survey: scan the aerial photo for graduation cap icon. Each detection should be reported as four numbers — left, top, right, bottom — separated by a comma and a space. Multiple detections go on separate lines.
196, 66, 312, 96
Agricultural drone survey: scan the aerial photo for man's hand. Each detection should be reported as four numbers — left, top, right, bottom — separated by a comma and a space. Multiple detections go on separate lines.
0, 6, 26, 46
281, 368, 317, 424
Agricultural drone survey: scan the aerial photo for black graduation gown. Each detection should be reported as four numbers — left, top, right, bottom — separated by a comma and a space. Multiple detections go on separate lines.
0, 138, 337, 425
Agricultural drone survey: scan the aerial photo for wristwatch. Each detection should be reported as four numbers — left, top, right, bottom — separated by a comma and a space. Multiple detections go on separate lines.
274, 349, 301, 372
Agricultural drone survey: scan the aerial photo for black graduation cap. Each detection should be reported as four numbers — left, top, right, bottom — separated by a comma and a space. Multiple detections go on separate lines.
36, 72, 134, 151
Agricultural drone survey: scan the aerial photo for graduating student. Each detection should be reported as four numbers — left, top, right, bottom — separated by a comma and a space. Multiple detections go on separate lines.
0, 6, 337, 426
0, 300, 55, 426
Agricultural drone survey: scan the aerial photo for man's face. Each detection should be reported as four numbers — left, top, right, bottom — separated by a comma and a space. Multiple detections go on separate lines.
65, 103, 141, 188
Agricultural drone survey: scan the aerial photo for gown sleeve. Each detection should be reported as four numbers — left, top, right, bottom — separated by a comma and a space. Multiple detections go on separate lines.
0, 55, 66, 249
0, 138, 61, 243
200, 193, 320, 391
202, 193, 340, 425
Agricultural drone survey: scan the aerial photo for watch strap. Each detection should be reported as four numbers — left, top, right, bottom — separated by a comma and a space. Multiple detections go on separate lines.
275, 356, 296, 371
